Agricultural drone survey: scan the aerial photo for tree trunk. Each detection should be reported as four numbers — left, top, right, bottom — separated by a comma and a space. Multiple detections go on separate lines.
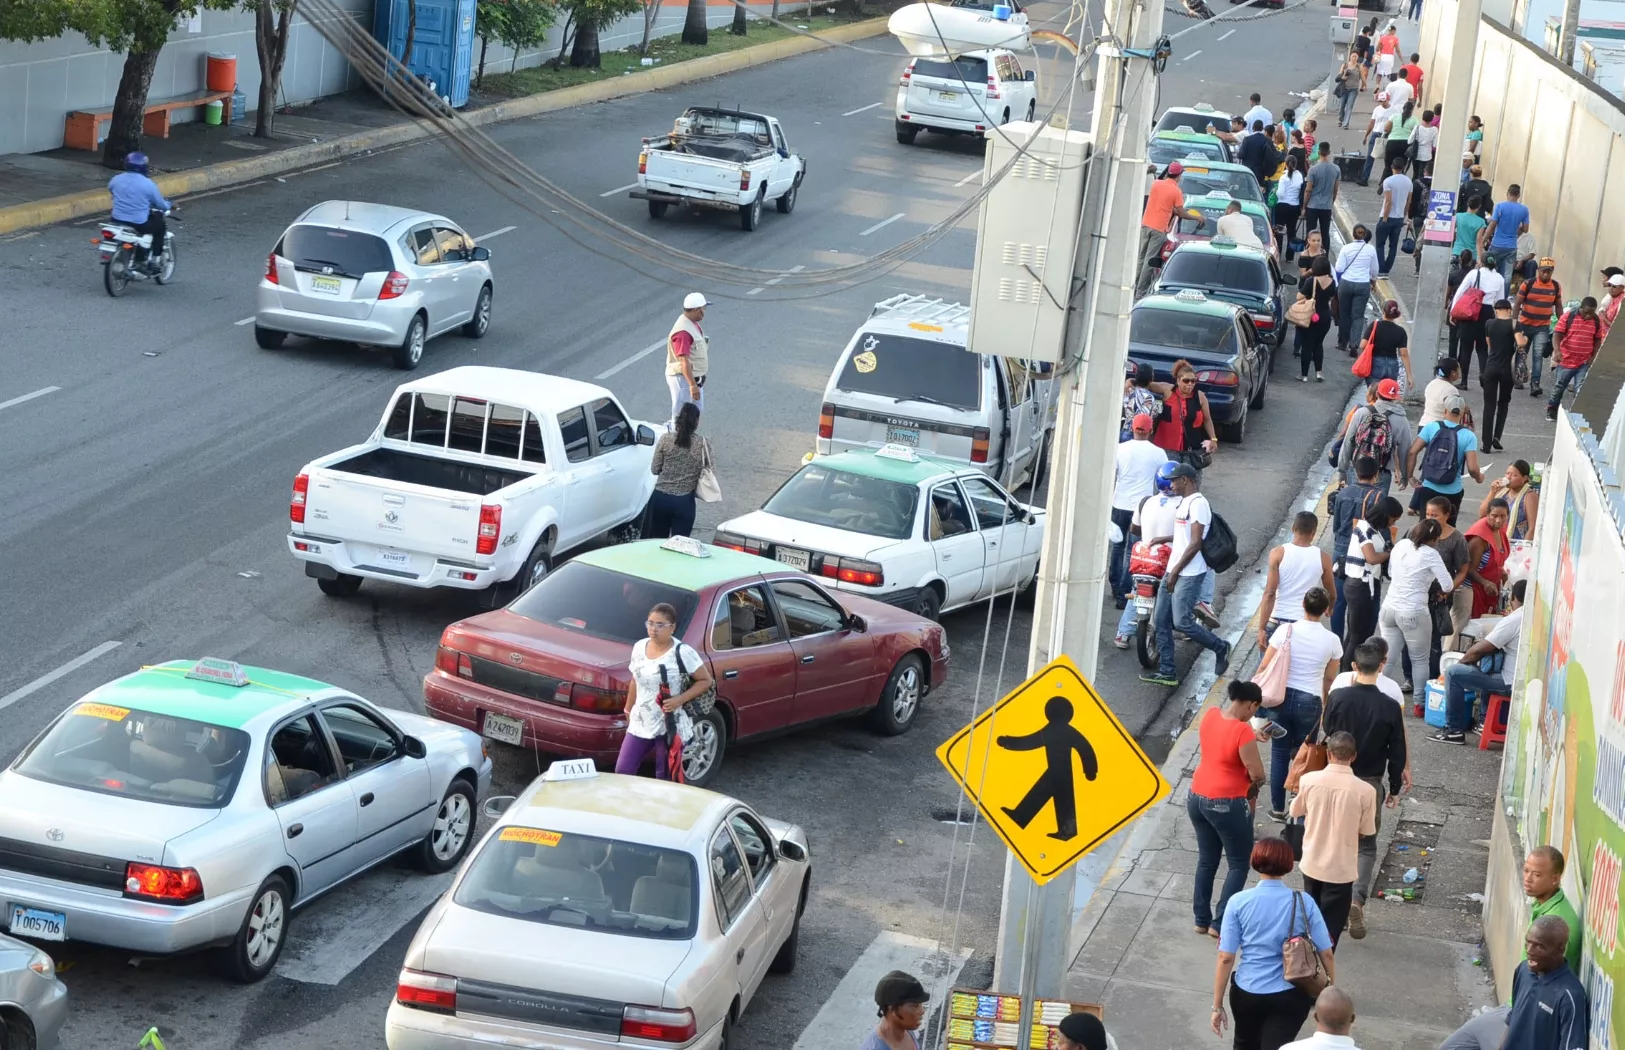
555, 10, 575, 64
569, 18, 601, 65
1558, 0, 1581, 64
102, 47, 162, 170
402, 0, 418, 82
477, 33, 489, 85
253, 0, 295, 138
681, 0, 707, 44
730, 0, 746, 35
640, 0, 658, 52
771, 0, 779, 21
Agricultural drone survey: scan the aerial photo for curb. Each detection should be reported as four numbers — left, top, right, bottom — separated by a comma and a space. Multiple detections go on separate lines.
0, 17, 889, 237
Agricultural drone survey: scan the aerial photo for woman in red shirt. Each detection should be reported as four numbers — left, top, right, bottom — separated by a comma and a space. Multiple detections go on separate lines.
1188, 681, 1267, 937
1152, 360, 1219, 468
1463, 499, 1510, 617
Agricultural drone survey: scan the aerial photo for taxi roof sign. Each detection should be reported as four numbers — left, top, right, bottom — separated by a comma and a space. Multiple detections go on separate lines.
660, 536, 712, 558
543, 758, 598, 782
936, 656, 1170, 884
874, 444, 921, 463
185, 657, 249, 688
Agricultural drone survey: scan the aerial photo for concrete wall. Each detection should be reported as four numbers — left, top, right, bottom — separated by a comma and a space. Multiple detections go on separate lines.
0, 0, 801, 157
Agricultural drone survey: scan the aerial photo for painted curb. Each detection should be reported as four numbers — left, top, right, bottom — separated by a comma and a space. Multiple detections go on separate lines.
0, 17, 889, 237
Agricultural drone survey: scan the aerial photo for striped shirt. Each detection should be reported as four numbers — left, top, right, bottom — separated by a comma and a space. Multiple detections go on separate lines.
1345, 521, 1388, 584
1516, 278, 1561, 327
1555, 310, 1604, 369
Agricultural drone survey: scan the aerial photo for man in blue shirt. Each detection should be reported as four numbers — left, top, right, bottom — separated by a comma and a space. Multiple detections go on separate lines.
107, 151, 173, 269
1504, 915, 1588, 1050
1485, 184, 1530, 285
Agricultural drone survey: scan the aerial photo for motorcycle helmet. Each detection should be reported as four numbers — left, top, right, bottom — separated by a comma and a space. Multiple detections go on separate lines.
1154, 461, 1178, 493
123, 151, 150, 175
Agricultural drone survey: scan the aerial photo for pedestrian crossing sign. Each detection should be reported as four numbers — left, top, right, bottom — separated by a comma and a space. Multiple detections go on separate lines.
936, 655, 1171, 884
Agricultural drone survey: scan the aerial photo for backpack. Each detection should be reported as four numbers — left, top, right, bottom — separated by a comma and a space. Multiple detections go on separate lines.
1202, 511, 1239, 573
1349, 407, 1393, 470
1419, 422, 1464, 487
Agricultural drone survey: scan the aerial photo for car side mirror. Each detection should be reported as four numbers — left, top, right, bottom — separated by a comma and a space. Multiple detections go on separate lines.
777, 148, 789, 159
636, 424, 657, 446
778, 840, 807, 863
845, 613, 867, 633
403, 735, 427, 759
1024, 69, 1036, 82
482, 795, 517, 818
468, 246, 491, 262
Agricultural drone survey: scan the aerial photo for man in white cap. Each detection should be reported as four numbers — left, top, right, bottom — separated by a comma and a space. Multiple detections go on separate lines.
666, 292, 710, 426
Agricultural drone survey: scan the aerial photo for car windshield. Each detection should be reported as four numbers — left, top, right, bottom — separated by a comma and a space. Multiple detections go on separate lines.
510, 562, 698, 643
1130, 307, 1238, 354
1178, 209, 1271, 243
834, 333, 981, 411
278, 225, 394, 278
455, 827, 698, 939
1156, 111, 1226, 134
1149, 139, 1222, 165
763, 463, 920, 540
1178, 169, 1261, 201
911, 56, 989, 82
1160, 252, 1271, 295
13, 703, 250, 809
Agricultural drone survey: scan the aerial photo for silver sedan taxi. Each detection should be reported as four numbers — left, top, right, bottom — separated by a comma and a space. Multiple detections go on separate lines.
0, 658, 491, 982
0, 931, 66, 1050
385, 762, 811, 1050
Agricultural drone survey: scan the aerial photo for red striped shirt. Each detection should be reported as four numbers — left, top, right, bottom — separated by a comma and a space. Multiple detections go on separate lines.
1516, 278, 1561, 326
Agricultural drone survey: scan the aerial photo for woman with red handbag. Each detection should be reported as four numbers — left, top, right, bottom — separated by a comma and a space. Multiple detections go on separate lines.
1353, 300, 1412, 389
1449, 259, 1506, 386
615, 603, 715, 781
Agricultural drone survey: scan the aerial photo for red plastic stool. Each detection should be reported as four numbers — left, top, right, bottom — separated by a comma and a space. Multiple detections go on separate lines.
1479, 693, 1511, 750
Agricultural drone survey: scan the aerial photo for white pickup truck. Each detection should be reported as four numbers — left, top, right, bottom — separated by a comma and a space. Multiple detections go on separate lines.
287, 366, 659, 598
632, 107, 806, 232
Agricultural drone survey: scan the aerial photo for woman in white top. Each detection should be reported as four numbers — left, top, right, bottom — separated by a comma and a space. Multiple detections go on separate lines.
614, 602, 716, 780
1274, 155, 1306, 257
1407, 110, 1439, 182
1378, 520, 1455, 695
1419, 359, 1464, 425
1450, 263, 1506, 386
1254, 586, 1343, 819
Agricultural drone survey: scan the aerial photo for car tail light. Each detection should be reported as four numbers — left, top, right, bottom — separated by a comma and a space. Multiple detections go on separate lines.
712, 530, 762, 554
1161, 240, 1176, 258
971, 427, 991, 464
1252, 313, 1275, 329
638, 151, 648, 174
836, 560, 885, 587
264, 252, 279, 285
974, 124, 986, 132
900, 60, 914, 85
396, 969, 457, 1013
123, 863, 203, 904
986, 74, 1000, 100
818, 402, 835, 439
1196, 370, 1239, 386
739, 168, 752, 191
435, 646, 473, 679
622, 1006, 696, 1042
476, 504, 502, 555
290, 473, 309, 524
568, 682, 624, 713
379, 271, 410, 300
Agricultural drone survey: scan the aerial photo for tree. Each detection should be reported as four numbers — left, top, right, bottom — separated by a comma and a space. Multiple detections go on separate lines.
729, 0, 745, 35
248, 0, 296, 137
476, 0, 556, 81
564, 0, 638, 66
680, 0, 704, 45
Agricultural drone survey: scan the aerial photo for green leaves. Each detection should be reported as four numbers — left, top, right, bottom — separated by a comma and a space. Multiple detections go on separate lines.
1, 0, 239, 52
477, 0, 559, 54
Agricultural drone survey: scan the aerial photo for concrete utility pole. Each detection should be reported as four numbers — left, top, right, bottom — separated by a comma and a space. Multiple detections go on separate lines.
1559, 0, 1581, 65
1410, 0, 1486, 373
992, 0, 1163, 1007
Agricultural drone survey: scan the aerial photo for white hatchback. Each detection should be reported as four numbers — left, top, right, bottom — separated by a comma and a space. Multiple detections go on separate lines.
894, 48, 1037, 144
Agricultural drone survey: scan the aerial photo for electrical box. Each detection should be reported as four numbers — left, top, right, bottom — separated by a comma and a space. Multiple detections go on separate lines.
967, 121, 1092, 364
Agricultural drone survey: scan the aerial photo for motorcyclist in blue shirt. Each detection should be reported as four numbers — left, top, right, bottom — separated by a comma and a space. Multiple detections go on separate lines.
107, 152, 172, 270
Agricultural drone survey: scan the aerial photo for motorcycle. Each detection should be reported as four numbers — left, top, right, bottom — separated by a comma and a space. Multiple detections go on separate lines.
94, 210, 177, 297
1130, 540, 1170, 669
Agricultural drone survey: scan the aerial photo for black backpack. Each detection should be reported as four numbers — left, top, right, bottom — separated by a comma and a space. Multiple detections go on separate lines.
1419, 422, 1464, 488
1202, 512, 1239, 573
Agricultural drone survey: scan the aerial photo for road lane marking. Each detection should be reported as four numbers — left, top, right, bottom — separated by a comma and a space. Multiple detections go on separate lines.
178, 180, 268, 202
277, 867, 454, 985
283, 162, 342, 178
791, 931, 971, 1050
1181, 48, 1202, 61
0, 641, 122, 713
747, 287, 765, 295
0, 386, 61, 413
744, 264, 805, 296
843, 102, 884, 116
861, 213, 906, 236
1218, 28, 1235, 39
955, 170, 983, 187
600, 182, 641, 198
234, 317, 256, 326
473, 225, 516, 241
596, 339, 668, 380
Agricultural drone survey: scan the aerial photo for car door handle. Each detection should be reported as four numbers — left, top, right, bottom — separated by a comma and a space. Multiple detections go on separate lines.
942, 554, 952, 561
736, 948, 745, 964
988, 540, 998, 548
801, 654, 815, 664
360, 792, 375, 807
723, 669, 739, 679
287, 823, 304, 839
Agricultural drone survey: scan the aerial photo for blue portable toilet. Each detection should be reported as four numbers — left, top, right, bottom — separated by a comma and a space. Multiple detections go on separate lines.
373, 0, 476, 108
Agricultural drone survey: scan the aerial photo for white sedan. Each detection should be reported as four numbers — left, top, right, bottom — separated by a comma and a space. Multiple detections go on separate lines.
714, 445, 1044, 621
385, 762, 811, 1050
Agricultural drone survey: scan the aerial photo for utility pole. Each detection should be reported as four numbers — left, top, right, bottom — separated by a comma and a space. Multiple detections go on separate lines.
1410, 0, 1485, 374
1559, 0, 1581, 65
992, 0, 1163, 1007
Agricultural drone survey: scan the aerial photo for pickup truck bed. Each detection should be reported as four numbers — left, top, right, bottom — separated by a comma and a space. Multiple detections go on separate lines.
659, 136, 772, 163
328, 447, 533, 496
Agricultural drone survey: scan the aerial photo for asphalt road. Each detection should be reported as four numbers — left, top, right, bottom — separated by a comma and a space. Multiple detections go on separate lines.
0, 2, 1358, 1046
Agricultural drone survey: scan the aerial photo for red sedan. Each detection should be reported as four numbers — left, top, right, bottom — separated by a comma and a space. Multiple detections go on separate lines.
424, 538, 951, 786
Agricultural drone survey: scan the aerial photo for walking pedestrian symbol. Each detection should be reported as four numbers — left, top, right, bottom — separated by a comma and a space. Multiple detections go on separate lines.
937, 656, 1170, 884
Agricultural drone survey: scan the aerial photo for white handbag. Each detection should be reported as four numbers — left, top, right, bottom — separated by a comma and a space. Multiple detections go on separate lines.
696, 438, 722, 503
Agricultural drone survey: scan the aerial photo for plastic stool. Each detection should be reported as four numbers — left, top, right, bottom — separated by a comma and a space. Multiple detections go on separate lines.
1479, 693, 1511, 750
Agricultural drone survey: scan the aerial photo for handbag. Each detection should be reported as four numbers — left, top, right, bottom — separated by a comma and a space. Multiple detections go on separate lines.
696, 437, 722, 504
1401, 232, 1417, 255
1351, 321, 1376, 379
1251, 623, 1294, 708
1283, 704, 1327, 794
674, 644, 717, 717
1450, 271, 1485, 323
1286, 295, 1315, 328
1282, 891, 1331, 996
1429, 593, 1456, 638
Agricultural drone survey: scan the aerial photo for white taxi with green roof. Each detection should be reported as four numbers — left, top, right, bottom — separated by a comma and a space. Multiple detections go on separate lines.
0, 658, 492, 982
714, 445, 1044, 621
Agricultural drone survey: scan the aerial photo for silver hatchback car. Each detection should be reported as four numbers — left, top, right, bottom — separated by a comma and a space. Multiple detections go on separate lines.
254, 201, 495, 370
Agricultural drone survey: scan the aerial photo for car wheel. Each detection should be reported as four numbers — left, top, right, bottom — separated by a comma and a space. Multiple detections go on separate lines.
1001, 107, 1011, 125
681, 708, 727, 787
1027, 100, 1036, 122
317, 573, 363, 597
768, 879, 807, 974
718, 1010, 735, 1050
739, 191, 763, 232
649, 200, 669, 219
895, 122, 919, 144
224, 875, 290, 982
1218, 411, 1246, 444
520, 543, 552, 593
915, 586, 942, 622
776, 180, 798, 215
417, 779, 476, 874
870, 654, 924, 736
393, 313, 427, 370
254, 325, 286, 349
1135, 617, 1160, 669
461, 283, 492, 339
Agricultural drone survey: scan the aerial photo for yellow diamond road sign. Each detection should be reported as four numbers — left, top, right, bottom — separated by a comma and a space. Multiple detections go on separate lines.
937, 655, 1171, 885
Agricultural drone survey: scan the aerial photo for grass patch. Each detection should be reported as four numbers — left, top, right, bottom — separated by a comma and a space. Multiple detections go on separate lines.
478, 11, 871, 98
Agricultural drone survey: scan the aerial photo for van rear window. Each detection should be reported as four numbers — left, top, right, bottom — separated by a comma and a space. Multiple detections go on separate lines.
912, 56, 988, 82
834, 334, 981, 411
277, 225, 394, 278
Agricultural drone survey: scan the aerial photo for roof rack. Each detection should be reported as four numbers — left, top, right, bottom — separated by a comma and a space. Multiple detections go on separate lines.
869, 294, 972, 328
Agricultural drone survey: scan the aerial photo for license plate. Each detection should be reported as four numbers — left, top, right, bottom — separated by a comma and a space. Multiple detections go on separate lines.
1135, 595, 1156, 612
9, 906, 65, 942
310, 275, 342, 295
885, 426, 920, 447
775, 547, 811, 572
937, 91, 959, 101
377, 548, 411, 568
482, 712, 525, 746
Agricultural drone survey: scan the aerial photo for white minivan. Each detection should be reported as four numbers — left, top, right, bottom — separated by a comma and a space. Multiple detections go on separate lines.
894, 49, 1038, 144
814, 295, 1057, 490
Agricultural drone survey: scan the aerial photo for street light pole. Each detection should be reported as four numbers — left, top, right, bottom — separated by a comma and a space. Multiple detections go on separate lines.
992, 0, 1163, 1006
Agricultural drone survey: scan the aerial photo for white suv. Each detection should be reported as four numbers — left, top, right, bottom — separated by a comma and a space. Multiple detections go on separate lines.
894, 49, 1037, 145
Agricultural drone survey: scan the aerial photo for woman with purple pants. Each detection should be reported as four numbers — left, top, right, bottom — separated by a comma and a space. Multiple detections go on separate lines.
614, 603, 715, 779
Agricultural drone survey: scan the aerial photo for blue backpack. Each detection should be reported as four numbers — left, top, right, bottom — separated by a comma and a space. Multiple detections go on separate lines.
1420, 423, 1463, 487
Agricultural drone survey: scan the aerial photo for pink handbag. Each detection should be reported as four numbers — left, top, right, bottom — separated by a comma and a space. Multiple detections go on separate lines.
1250, 623, 1294, 708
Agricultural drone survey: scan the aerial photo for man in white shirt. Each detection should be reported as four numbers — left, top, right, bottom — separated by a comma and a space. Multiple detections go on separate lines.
1359, 92, 1394, 185
1110, 414, 1170, 609
1382, 71, 1413, 110
1279, 986, 1360, 1050
1434, 580, 1525, 743
1216, 200, 1262, 247
1242, 92, 1273, 131
1375, 159, 1414, 277
1334, 225, 1380, 353
1143, 464, 1231, 686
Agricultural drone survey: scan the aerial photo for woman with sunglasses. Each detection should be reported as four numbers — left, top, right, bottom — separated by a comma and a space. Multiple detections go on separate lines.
615, 602, 715, 780
1151, 361, 1218, 471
